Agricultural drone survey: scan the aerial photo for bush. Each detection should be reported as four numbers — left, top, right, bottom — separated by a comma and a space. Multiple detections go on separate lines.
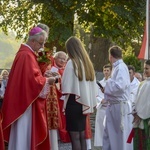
123, 54, 142, 72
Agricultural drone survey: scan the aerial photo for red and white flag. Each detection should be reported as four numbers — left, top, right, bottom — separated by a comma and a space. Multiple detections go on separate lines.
138, 0, 150, 60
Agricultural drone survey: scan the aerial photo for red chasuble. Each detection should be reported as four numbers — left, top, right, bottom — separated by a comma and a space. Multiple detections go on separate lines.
2, 44, 50, 149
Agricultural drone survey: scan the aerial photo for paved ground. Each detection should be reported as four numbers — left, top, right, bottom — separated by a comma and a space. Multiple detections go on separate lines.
58, 139, 102, 150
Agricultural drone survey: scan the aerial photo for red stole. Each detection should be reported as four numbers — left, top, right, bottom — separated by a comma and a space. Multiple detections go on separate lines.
46, 85, 62, 130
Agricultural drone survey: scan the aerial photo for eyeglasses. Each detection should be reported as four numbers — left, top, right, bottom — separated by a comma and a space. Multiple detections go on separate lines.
57, 57, 67, 62
35, 40, 45, 47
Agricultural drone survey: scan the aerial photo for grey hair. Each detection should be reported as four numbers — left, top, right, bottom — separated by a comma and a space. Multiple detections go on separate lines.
27, 30, 47, 41
54, 51, 68, 59
37, 23, 49, 34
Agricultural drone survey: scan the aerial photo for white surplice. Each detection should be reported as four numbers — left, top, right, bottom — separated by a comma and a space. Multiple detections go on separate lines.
133, 77, 150, 129
62, 60, 97, 114
94, 78, 107, 147
130, 77, 140, 104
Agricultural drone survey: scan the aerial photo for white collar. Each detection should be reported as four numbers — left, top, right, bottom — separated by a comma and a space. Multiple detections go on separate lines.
113, 59, 123, 67
23, 43, 34, 52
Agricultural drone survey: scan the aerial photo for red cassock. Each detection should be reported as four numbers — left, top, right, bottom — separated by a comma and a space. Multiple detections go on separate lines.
53, 63, 71, 143
2, 44, 50, 150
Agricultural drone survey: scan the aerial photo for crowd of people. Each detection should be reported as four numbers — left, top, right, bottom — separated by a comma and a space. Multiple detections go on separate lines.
0, 23, 149, 150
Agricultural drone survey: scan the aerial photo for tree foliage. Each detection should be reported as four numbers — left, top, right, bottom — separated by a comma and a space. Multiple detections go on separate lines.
77, 1, 146, 45
123, 46, 142, 72
0, 0, 146, 48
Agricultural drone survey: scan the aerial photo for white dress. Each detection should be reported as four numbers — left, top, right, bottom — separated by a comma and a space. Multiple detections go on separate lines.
94, 78, 107, 147
62, 60, 98, 114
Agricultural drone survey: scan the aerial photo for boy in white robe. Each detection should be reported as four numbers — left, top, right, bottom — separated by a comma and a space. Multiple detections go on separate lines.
94, 64, 111, 148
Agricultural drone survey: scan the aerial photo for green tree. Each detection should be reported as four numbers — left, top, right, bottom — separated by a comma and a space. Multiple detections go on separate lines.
123, 46, 142, 72
0, 0, 146, 70
78, 1, 146, 46
0, 0, 146, 48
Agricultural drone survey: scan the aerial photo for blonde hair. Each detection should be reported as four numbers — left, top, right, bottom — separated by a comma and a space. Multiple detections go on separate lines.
0, 75, 3, 79
1, 69, 9, 76
65, 36, 95, 81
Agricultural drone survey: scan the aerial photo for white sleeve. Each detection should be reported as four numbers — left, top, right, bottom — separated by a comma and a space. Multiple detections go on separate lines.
0, 83, 5, 97
39, 78, 50, 98
96, 86, 104, 103
105, 66, 129, 95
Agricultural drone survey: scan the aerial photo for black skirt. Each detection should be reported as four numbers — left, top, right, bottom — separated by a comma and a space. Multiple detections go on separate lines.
65, 94, 86, 132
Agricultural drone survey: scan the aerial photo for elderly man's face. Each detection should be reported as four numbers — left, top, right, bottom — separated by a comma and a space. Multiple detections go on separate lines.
33, 35, 46, 52
55, 53, 67, 68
